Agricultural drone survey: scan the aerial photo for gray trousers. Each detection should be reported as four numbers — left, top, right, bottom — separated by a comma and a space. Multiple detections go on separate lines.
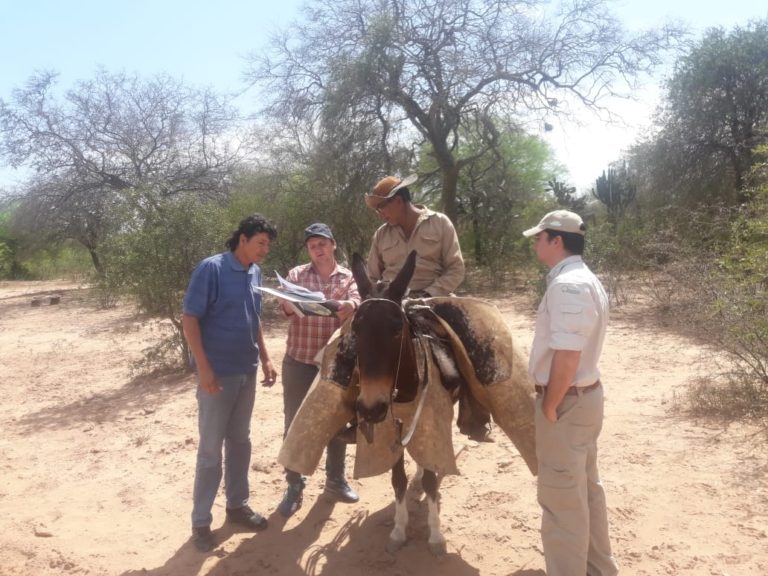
535, 386, 619, 576
191, 372, 255, 528
282, 354, 346, 486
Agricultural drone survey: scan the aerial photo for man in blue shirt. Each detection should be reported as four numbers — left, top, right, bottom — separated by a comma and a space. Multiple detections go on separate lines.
182, 213, 278, 553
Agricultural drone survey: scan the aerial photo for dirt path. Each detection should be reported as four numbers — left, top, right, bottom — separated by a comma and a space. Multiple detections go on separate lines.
0, 281, 765, 575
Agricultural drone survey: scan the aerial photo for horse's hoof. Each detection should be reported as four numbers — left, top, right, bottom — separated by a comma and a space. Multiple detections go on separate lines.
428, 540, 447, 556
386, 538, 405, 554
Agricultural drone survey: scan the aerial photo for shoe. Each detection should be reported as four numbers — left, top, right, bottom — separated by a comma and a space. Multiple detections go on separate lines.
277, 484, 304, 518
225, 505, 268, 531
468, 423, 494, 443
192, 526, 215, 552
324, 478, 359, 504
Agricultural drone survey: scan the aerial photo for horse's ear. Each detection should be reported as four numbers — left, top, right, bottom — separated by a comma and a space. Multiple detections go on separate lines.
386, 250, 416, 302
351, 253, 373, 300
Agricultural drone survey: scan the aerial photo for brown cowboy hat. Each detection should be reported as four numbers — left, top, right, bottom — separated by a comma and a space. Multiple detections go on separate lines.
364, 173, 418, 210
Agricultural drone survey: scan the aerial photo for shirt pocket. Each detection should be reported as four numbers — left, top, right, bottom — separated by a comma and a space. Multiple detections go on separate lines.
559, 303, 585, 334
380, 237, 403, 269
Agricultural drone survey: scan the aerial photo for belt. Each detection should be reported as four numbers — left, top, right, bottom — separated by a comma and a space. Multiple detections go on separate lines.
535, 380, 601, 396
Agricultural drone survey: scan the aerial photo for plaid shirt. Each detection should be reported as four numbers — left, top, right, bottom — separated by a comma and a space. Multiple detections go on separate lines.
285, 262, 360, 365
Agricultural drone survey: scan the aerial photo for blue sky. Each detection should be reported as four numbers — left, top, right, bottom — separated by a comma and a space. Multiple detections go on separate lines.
1, 0, 767, 191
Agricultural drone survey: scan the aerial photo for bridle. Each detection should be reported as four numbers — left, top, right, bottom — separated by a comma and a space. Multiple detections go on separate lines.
354, 297, 429, 448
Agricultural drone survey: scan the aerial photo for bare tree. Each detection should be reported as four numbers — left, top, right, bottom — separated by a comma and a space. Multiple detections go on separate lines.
247, 0, 683, 222
0, 70, 246, 271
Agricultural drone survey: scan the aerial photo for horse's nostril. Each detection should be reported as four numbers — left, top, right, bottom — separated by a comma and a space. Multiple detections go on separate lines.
356, 399, 389, 423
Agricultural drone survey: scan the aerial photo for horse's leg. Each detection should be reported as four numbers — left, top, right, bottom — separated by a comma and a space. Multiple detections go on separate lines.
411, 463, 424, 494
388, 454, 408, 553
422, 469, 447, 556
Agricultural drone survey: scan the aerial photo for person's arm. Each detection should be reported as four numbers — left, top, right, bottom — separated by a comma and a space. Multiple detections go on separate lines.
541, 349, 581, 422
333, 276, 360, 322
540, 278, 597, 421
182, 313, 220, 395
424, 215, 465, 296
258, 324, 277, 387
278, 298, 296, 317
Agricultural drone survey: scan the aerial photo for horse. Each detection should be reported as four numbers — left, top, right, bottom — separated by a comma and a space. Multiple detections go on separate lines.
278, 250, 538, 554
349, 250, 452, 555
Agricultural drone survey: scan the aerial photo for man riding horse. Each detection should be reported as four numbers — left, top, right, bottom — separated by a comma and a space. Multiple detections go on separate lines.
364, 173, 492, 442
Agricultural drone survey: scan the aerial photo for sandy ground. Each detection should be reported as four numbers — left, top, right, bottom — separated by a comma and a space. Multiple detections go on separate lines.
0, 280, 766, 576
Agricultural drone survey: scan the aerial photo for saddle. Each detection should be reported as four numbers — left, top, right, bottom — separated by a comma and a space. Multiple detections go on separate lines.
277, 297, 538, 479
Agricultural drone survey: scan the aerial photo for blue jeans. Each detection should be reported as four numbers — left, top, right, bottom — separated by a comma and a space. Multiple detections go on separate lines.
282, 355, 346, 486
191, 372, 256, 528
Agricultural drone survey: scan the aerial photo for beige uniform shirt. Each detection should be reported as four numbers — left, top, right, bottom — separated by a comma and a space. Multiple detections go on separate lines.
366, 207, 465, 297
529, 255, 609, 387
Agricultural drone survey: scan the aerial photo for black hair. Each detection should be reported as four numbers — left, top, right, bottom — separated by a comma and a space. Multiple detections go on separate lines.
225, 213, 278, 251
394, 186, 412, 203
544, 229, 585, 255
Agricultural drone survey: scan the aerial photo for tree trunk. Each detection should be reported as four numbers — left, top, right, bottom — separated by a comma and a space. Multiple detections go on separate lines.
88, 248, 103, 276
441, 166, 460, 224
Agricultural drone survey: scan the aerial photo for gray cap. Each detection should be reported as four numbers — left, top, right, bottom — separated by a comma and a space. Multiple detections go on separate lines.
304, 222, 334, 242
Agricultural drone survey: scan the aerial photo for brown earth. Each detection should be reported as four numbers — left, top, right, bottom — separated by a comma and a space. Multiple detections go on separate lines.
0, 280, 765, 576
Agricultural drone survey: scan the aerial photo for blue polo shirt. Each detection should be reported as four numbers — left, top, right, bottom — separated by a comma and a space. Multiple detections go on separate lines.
183, 251, 263, 375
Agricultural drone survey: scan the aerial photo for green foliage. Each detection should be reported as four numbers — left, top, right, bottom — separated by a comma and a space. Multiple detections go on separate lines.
2, 200, 95, 280
229, 167, 381, 277
710, 174, 768, 402
423, 125, 556, 283
632, 20, 768, 210
99, 195, 230, 368
0, 206, 21, 278
628, 148, 768, 427
17, 243, 93, 280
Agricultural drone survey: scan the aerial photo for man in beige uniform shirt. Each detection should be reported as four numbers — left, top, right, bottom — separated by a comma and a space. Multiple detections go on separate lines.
523, 210, 619, 576
364, 174, 465, 297
364, 174, 493, 441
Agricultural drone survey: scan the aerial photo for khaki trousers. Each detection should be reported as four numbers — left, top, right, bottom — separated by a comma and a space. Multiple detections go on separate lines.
535, 386, 619, 576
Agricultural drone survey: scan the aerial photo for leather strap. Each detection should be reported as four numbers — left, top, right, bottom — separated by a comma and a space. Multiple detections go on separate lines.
535, 380, 601, 396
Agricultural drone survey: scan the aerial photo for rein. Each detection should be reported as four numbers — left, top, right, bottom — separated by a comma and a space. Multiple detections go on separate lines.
355, 298, 430, 448
397, 334, 430, 447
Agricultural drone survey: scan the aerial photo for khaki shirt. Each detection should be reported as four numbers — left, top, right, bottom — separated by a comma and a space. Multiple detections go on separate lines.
529, 255, 609, 387
366, 207, 465, 297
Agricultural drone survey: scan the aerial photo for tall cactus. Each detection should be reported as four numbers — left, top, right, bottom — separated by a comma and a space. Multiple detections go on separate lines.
591, 161, 636, 221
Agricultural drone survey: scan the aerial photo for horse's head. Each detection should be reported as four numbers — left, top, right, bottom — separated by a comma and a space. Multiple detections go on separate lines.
349, 251, 417, 442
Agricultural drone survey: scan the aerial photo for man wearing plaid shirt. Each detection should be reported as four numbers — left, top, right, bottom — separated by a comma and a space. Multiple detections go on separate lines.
277, 223, 361, 517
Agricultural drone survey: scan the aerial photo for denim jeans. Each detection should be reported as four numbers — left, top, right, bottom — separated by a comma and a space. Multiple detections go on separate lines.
282, 355, 346, 486
191, 372, 256, 528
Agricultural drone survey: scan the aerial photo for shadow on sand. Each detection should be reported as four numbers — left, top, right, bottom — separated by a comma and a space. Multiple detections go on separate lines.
116, 493, 497, 576
13, 370, 192, 434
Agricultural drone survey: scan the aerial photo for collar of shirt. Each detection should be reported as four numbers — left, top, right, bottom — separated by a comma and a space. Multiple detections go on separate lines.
384, 205, 436, 233
223, 250, 254, 273
547, 254, 583, 283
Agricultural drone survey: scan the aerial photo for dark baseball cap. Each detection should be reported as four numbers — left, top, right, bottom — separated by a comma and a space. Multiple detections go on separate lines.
304, 222, 334, 242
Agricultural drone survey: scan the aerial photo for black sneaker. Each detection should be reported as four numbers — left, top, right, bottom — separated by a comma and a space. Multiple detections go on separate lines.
277, 484, 304, 518
467, 423, 494, 443
225, 505, 268, 531
192, 526, 215, 552
324, 478, 359, 504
